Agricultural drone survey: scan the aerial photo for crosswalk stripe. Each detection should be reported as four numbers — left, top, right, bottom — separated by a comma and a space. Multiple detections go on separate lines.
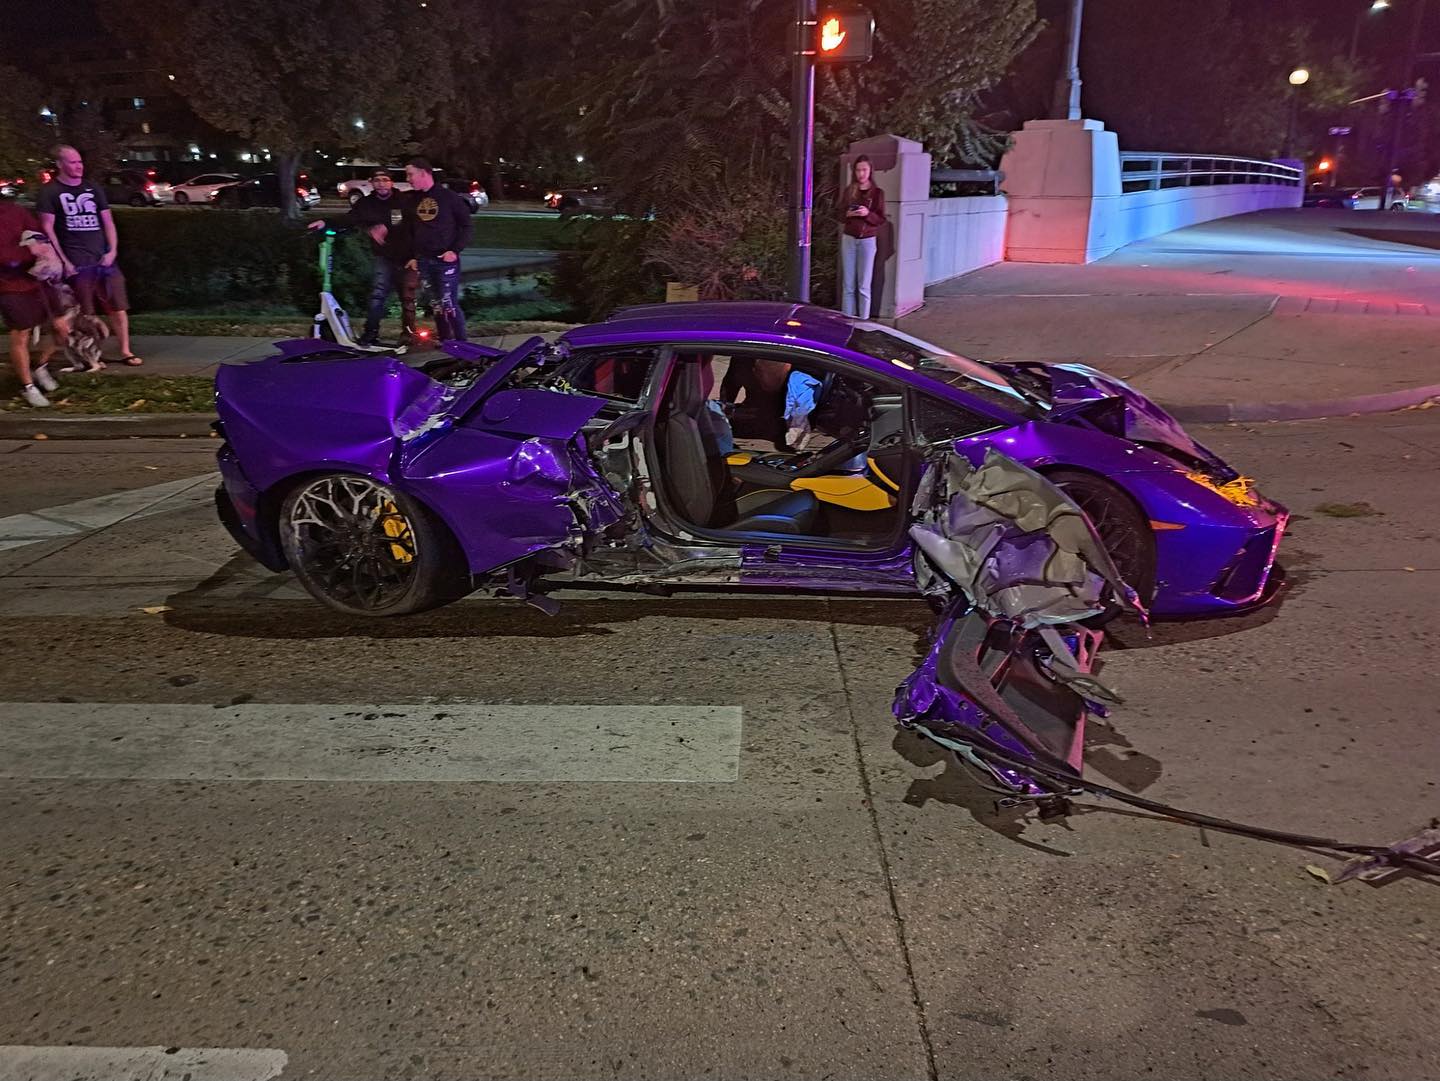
0, 703, 744, 783
0, 1045, 287, 1081
0, 473, 219, 553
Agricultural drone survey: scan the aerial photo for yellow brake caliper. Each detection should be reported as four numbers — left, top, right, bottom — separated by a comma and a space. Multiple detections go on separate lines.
378, 500, 415, 563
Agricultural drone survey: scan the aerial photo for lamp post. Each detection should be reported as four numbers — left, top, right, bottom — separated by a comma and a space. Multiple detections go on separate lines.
1380, 0, 1429, 209
1283, 67, 1310, 159
1351, 0, 1392, 61
1051, 0, 1085, 120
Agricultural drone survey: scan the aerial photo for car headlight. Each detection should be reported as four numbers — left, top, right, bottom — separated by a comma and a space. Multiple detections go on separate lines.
1185, 470, 1261, 508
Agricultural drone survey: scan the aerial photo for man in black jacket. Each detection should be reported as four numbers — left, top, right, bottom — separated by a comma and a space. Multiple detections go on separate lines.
309, 169, 417, 346
402, 156, 470, 341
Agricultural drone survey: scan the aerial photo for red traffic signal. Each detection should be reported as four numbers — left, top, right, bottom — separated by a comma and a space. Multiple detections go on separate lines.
816, 6, 874, 63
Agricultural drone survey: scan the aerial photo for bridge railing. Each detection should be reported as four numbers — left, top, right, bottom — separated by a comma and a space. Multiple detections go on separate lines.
1119, 153, 1302, 194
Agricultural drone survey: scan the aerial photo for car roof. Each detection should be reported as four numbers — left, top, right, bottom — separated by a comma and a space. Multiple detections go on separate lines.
563, 301, 856, 351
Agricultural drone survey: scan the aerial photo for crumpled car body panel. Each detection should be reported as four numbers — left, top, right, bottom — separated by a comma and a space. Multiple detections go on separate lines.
895, 448, 1133, 797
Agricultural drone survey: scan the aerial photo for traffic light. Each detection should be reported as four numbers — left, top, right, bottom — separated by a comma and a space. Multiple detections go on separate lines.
815, 6, 874, 63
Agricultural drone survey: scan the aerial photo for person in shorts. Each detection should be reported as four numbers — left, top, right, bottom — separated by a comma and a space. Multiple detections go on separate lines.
36, 144, 142, 366
0, 198, 70, 407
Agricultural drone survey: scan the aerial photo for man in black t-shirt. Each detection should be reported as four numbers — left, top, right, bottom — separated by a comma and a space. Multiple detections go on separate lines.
37, 145, 143, 366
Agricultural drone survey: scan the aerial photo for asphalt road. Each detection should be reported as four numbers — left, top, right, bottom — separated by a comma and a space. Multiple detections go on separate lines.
0, 413, 1437, 1080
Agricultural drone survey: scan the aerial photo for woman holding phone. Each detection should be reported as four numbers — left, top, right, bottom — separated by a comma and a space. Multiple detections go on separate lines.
837, 155, 886, 318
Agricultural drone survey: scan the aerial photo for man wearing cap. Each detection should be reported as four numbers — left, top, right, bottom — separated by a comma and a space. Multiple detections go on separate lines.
308, 169, 416, 347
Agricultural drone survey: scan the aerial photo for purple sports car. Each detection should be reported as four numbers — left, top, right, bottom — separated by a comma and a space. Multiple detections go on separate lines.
214, 301, 1288, 803
214, 301, 1285, 625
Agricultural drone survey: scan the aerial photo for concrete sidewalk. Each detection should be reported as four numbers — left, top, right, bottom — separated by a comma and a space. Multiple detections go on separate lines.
902, 208, 1440, 420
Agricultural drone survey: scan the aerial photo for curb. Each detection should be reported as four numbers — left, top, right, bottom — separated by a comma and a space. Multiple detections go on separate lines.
0, 413, 219, 440
1165, 383, 1440, 423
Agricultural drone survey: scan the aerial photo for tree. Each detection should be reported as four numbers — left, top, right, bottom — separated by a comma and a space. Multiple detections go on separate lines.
0, 63, 50, 178
528, 0, 1037, 312
104, 0, 484, 217
1079, 0, 1363, 159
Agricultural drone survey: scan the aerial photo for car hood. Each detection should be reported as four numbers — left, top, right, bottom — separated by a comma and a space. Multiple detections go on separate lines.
995, 361, 1234, 477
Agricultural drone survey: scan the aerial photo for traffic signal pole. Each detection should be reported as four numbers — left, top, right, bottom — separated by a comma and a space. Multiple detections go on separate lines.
788, 0, 817, 303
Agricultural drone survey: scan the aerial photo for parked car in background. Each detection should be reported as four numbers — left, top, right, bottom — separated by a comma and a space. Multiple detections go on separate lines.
171, 172, 241, 204
213, 172, 320, 209
338, 168, 410, 205
1348, 187, 1411, 210
102, 168, 173, 206
0, 176, 26, 199
1302, 187, 1358, 209
545, 184, 614, 217
341, 168, 488, 211
439, 176, 488, 212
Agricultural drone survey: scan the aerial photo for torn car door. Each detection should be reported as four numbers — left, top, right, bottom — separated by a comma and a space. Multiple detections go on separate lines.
895, 446, 1145, 804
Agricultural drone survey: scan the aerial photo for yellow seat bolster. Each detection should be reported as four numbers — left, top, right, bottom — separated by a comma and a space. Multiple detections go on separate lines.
866, 456, 901, 492
791, 475, 895, 512
726, 452, 754, 466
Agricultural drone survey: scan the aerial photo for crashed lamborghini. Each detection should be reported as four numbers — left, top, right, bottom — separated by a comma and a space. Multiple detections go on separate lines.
200, 303, 1440, 876
210, 300, 1291, 800
213, 301, 1286, 623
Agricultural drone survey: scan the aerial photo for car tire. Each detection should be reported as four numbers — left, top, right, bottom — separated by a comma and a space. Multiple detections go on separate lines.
128, 194, 147, 207
174, 191, 189, 204
1046, 470, 1158, 612
348, 191, 364, 206
278, 474, 469, 616
1391, 203, 1407, 211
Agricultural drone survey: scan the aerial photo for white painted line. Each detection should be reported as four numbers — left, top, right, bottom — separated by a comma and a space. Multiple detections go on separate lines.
0, 1045, 287, 1081
0, 473, 219, 553
0, 703, 744, 783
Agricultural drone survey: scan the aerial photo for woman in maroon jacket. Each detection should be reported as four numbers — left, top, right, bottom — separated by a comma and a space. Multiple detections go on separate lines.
0, 201, 69, 408
837, 155, 886, 318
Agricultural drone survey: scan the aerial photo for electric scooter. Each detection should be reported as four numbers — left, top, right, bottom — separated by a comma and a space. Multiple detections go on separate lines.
311, 228, 400, 354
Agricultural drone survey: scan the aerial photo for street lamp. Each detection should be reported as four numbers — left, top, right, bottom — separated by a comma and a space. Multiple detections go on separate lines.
1052, 0, 1085, 120
1351, 0, 1392, 60
1283, 68, 1310, 158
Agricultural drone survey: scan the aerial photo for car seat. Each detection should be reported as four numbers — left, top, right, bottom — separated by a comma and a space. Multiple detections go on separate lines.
657, 360, 820, 534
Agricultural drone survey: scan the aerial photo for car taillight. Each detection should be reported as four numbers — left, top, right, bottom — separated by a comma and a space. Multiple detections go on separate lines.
297, 187, 307, 197
469, 180, 480, 192
416, 328, 432, 340
145, 183, 156, 192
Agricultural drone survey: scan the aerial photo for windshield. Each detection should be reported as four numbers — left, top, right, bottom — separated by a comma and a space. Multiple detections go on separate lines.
846, 324, 1038, 414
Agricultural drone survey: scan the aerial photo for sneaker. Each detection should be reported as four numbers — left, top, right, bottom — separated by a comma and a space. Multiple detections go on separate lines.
357, 332, 381, 348
32, 365, 58, 393
21, 384, 51, 408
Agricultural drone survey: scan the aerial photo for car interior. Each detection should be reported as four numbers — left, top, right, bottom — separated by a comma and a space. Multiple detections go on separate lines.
652, 351, 908, 547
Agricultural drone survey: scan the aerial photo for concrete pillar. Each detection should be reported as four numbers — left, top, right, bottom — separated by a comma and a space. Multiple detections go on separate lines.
999, 118, 1121, 264
838, 135, 931, 319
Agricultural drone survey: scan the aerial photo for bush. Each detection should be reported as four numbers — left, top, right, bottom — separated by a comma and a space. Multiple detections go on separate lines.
541, 218, 664, 322
112, 208, 370, 313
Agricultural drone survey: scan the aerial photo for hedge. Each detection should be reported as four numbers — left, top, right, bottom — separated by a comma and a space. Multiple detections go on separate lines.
111, 208, 371, 314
